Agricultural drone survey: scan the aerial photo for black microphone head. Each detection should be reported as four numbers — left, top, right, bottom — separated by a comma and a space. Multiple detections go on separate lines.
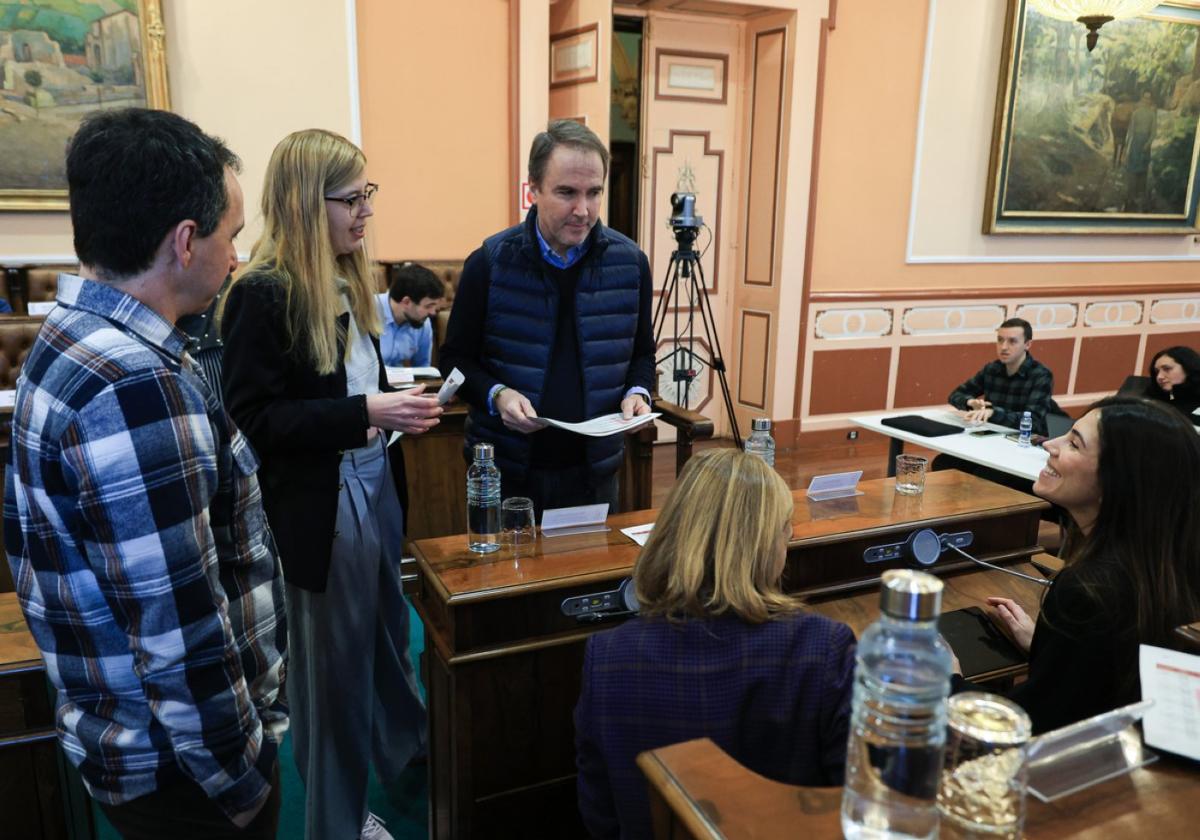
908, 529, 942, 567
619, 578, 640, 613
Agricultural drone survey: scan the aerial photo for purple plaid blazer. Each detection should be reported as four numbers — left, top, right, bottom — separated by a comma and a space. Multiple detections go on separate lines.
574, 611, 856, 839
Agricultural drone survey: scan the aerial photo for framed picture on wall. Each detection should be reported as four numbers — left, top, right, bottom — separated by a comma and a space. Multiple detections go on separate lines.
985, 0, 1200, 234
0, 0, 170, 212
550, 23, 598, 89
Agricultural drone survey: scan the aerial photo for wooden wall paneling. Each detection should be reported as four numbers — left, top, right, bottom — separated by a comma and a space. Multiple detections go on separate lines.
737, 311, 771, 409
808, 348, 891, 415
893, 343, 994, 408
1031, 337, 1074, 396
743, 28, 786, 288
1075, 335, 1142, 394
1144, 330, 1200, 368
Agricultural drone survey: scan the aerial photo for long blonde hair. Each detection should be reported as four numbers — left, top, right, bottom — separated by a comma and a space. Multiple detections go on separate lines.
634, 448, 801, 623
241, 129, 379, 374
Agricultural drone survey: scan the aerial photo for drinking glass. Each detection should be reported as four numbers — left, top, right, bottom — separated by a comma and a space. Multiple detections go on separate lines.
937, 692, 1032, 839
895, 454, 928, 496
501, 497, 536, 553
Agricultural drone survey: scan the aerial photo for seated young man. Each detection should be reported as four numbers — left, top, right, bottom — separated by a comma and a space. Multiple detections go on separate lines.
947, 317, 1055, 436
375, 261, 445, 367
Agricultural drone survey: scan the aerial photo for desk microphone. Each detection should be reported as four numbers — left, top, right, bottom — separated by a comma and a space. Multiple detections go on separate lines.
864, 528, 1052, 587
944, 542, 1051, 587
561, 578, 639, 622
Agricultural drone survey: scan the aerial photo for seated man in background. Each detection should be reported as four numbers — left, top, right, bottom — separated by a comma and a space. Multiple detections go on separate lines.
948, 317, 1056, 436
376, 261, 444, 366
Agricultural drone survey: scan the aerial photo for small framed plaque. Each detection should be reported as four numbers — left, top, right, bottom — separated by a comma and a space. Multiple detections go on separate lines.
550, 24, 599, 89
655, 50, 728, 104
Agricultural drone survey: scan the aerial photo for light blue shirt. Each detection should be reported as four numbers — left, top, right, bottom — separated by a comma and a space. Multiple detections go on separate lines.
375, 292, 432, 367
534, 220, 591, 269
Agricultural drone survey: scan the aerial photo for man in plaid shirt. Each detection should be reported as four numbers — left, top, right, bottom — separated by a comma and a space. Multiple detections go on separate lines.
3, 109, 286, 838
947, 317, 1056, 436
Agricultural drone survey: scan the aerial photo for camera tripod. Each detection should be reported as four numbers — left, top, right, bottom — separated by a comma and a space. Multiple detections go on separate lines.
651, 222, 743, 449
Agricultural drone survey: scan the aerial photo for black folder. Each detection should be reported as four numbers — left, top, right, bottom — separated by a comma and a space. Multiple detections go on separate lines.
938, 607, 1027, 678
880, 414, 964, 438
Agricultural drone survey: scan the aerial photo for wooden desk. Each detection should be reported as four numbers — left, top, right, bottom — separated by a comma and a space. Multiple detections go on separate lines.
0, 591, 91, 838
411, 471, 1048, 839
399, 398, 657, 543
639, 736, 1199, 840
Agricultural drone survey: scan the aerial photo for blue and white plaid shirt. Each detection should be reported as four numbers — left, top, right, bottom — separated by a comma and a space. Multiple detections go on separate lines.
3, 274, 286, 822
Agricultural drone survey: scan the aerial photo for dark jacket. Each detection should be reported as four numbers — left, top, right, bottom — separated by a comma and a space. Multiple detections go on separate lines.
440, 208, 655, 482
952, 560, 1137, 734
575, 612, 856, 839
221, 271, 407, 592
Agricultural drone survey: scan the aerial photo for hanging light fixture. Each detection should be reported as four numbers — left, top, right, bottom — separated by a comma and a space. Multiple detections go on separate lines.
1028, 0, 1163, 51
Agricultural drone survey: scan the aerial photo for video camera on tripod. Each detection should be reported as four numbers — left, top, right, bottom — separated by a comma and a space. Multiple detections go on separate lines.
653, 191, 742, 446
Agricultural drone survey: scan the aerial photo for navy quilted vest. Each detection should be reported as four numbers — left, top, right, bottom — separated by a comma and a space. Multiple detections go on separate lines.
465, 209, 643, 482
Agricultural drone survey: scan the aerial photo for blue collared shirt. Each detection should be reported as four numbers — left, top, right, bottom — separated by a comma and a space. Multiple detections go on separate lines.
534, 219, 591, 269
3, 274, 286, 821
375, 292, 432, 367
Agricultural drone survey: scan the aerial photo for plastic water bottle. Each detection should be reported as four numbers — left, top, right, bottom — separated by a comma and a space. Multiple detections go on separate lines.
1018, 411, 1033, 448
467, 443, 501, 554
744, 418, 775, 467
841, 569, 953, 840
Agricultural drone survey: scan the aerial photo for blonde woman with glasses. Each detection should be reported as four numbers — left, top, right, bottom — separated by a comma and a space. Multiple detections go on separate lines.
574, 448, 857, 839
222, 129, 439, 840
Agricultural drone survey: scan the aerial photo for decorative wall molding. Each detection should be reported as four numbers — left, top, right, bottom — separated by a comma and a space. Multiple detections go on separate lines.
1082, 301, 1143, 329
649, 130, 725, 296
813, 308, 892, 339
901, 304, 1005, 336
1013, 302, 1077, 330
743, 27, 786, 288
1149, 297, 1200, 325
737, 310, 772, 410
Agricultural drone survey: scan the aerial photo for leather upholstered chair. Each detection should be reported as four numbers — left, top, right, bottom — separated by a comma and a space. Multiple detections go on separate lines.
0, 317, 43, 389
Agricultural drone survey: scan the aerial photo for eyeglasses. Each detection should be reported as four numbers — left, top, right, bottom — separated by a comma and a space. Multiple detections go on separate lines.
324, 182, 379, 212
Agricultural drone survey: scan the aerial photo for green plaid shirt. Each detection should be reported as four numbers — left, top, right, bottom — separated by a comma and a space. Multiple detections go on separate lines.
948, 354, 1056, 435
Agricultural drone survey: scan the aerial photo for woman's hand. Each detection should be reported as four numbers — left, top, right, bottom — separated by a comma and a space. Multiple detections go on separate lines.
985, 597, 1035, 655
366, 386, 443, 435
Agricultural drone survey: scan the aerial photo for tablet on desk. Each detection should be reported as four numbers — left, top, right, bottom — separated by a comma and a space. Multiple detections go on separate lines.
940, 606, 1027, 678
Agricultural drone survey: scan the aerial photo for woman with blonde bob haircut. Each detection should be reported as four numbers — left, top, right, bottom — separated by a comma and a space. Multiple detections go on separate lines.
222, 129, 439, 840
575, 449, 857, 839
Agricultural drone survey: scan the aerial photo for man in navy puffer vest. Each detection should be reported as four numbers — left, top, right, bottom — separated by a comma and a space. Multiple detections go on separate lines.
440, 120, 655, 514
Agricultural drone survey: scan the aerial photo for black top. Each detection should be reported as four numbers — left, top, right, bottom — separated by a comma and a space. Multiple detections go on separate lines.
952, 561, 1137, 734
221, 272, 407, 592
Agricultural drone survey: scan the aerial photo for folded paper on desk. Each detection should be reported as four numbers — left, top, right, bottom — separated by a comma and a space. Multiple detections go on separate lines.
539, 412, 660, 438
1140, 644, 1200, 761
881, 415, 965, 437
620, 523, 654, 546
542, 503, 610, 538
938, 607, 1026, 677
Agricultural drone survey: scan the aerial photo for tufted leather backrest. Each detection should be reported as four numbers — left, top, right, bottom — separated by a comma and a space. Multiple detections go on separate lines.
0, 317, 44, 389
25, 266, 76, 307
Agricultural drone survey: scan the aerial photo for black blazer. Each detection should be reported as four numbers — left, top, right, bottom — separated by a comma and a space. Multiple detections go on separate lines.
221, 271, 407, 592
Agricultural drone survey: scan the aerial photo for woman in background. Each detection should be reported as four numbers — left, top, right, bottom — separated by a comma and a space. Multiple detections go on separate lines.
574, 449, 856, 839
952, 396, 1200, 733
222, 129, 440, 840
1143, 345, 1200, 425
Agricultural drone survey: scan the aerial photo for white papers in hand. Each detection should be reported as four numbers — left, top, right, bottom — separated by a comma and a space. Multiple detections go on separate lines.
1139, 644, 1200, 761
538, 412, 660, 438
437, 368, 465, 404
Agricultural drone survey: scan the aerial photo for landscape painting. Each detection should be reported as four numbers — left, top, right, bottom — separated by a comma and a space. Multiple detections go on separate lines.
0, 0, 168, 210
985, 0, 1200, 233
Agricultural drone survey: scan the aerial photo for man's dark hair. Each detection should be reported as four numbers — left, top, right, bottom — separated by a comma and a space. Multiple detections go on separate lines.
528, 119, 610, 187
999, 317, 1033, 342
388, 262, 445, 304
67, 108, 241, 278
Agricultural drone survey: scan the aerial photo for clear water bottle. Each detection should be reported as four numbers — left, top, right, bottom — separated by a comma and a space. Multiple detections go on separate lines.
467, 443, 501, 554
841, 569, 953, 840
1018, 411, 1032, 448
744, 417, 775, 467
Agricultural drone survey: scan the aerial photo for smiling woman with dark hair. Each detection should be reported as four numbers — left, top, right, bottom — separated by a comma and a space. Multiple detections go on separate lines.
950, 396, 1200, 733
1144, 345, 1200, 425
